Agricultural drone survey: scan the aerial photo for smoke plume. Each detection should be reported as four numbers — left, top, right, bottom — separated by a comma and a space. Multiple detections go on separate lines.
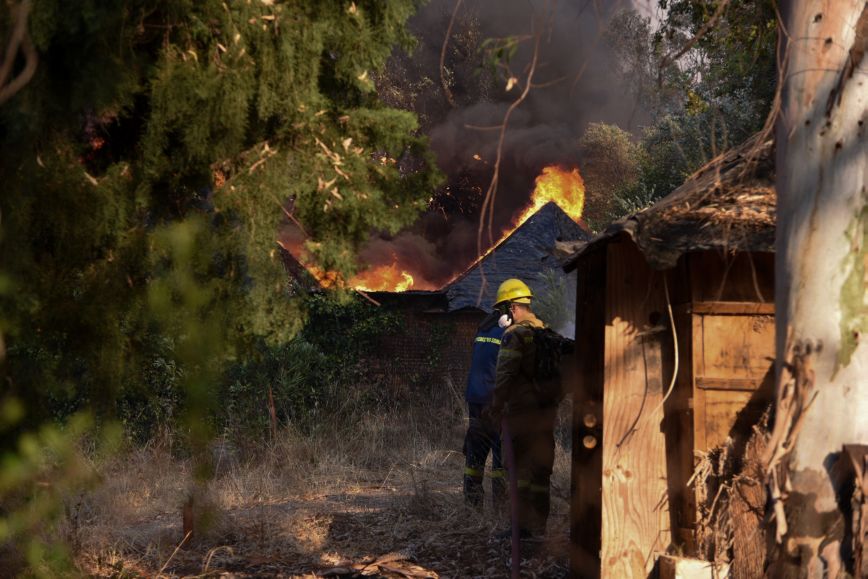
324, 0, 650, 289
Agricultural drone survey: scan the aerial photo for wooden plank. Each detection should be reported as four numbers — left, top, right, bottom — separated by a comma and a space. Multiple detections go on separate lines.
700, 315, 775, 381
687, 251, 774, 303
570, 248, 606, 579
692, 315, 708, 454
695, 377, 766, 391
702, 390, 756, 449
682, 301, 775, 315
601, 241, 670, 579
662, 289, 698, 555
658, 555, 730, 579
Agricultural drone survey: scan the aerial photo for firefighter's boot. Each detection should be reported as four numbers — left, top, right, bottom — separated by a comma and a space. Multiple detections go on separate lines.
491, 467, 507, 510
529, 483, 551, 536
463, 468, 484, 508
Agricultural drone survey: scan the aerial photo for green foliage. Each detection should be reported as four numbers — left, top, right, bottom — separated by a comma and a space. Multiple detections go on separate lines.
0, 0, 439, 571
612, 182, 661, 218
589, 3, 777, 229
578, 122, 642, 230
658, 0, 778, 107
0, 407, 121, 576
480, 36, 522, 78
221, 294, 402, 435
534, 269, 569, 332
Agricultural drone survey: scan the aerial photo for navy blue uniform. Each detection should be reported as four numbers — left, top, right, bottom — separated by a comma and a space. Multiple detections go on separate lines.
463, 314, 506, 507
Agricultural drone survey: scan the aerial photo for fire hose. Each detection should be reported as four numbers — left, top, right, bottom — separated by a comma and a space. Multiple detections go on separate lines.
501, 419, 520, 579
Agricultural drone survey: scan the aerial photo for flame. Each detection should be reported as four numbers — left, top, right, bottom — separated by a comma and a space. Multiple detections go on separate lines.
351, 261, 415, 292
306, 264, 342, 288
284, 165, 584, 293
458, 165, 585, 275
280, 238, 423, 293
516, 165, 585, 227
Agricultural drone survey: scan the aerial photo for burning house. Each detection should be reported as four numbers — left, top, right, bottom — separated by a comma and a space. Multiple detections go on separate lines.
561, 135, 776, 578
283, 199, 590, 397
446, 200, 590, 336
281, 165, 590, 394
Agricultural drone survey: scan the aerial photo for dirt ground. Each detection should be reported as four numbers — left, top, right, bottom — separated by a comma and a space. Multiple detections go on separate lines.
73, 412, 572, 578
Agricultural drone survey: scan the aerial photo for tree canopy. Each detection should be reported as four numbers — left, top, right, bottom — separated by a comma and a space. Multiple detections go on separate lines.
589, 1, 778, 225
0, 0, 441, 426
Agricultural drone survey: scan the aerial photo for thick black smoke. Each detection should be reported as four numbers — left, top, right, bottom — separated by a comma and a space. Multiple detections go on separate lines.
361, 0, 649, 288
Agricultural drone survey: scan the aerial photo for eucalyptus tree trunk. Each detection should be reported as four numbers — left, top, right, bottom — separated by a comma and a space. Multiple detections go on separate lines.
768, 1, 868, 577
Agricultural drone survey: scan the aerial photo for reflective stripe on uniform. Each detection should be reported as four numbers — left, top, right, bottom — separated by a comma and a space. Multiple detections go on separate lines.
464, 466, 484, 477
490, 468, 506, 479
530, 484, 549, 494
475, 336, 502, 345
517, 479, 531, 489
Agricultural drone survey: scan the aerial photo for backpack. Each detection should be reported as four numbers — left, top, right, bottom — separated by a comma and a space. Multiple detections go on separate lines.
530, 327, 574, 404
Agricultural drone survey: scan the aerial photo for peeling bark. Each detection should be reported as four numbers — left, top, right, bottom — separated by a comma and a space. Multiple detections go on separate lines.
772, 0, 868, 576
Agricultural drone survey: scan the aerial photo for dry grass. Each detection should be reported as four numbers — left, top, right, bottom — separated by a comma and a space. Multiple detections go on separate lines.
65, 395, 573, 578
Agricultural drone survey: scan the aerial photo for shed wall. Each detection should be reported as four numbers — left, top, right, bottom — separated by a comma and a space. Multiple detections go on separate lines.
570, 246, 776, 576
600, 240, 671, 578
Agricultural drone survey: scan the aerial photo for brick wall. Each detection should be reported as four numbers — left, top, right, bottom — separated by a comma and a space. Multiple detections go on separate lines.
365, 310, 485, 404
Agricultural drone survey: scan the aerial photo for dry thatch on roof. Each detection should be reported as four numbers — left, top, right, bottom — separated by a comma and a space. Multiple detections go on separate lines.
562, 134, 775, 271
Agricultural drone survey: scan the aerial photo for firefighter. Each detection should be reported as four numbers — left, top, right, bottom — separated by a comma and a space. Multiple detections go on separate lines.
462, 307, 507, 507
488, 278, 557, 538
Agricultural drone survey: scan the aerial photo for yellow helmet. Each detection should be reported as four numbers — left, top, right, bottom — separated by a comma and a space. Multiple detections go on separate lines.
494, 278, 533, 307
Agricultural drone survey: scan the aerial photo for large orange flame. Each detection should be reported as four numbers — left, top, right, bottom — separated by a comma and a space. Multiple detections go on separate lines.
443, 165, 585, 285
515, 165, 585, 227
350, 261, 415, 292
282, 241, 424, 293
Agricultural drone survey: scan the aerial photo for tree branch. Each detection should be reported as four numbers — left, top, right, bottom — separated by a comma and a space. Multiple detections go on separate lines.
659, 0, 731, 73
0, 0, 37, 106
474, 21, 543, 306
440, 0, 463, 108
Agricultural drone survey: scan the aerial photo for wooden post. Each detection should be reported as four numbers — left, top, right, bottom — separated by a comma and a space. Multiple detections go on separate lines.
267, 384, 278, 442
183, 494, 194, 541
570, 247, 606, 578
600, 241, 670, 578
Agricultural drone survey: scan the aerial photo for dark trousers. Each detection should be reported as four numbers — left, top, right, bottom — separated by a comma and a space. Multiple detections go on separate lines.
463, 403, 506, 507
507, 406, 556, 534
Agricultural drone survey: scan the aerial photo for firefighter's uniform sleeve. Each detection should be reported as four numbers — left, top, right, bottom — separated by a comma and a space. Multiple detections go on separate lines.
490, 326, 525, 415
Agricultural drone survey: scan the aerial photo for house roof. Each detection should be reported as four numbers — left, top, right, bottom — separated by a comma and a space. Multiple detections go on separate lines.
562, 134, 775, 272
446, 201, 591, 311
362, 289, 449, 312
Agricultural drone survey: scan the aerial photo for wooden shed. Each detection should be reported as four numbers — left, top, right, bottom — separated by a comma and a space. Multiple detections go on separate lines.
561, 136, 776, 578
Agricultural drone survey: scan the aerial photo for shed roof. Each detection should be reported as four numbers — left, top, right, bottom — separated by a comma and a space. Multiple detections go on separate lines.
562, 134, 775, 272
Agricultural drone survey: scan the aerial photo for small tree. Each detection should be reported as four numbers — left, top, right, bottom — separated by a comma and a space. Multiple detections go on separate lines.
578, 122, 641, 229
